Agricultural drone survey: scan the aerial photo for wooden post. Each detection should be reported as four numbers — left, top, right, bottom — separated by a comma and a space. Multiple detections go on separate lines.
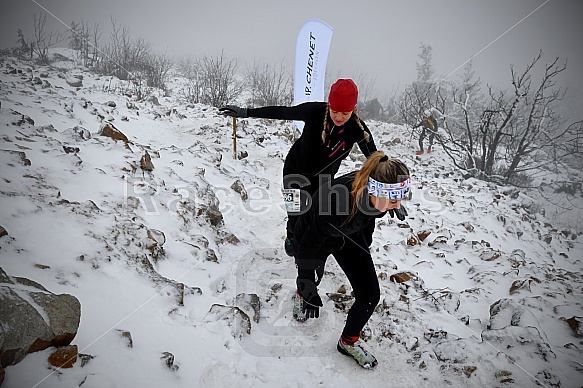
232, 117, 237, 159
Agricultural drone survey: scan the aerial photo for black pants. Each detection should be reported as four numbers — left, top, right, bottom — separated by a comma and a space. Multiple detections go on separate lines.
296, 238, 380, 337
333, 235, 380, 337
418, 127, 435, 151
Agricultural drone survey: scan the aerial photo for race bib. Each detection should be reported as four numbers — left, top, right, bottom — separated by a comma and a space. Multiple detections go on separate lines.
282, 188, 301, 212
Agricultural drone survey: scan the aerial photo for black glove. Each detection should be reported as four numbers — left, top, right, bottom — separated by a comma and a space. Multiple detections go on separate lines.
389, 205, 408, 221
297, 278, 323, 319
218, 105, 248, 118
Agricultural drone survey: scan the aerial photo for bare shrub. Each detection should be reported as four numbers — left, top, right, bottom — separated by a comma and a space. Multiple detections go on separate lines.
244, 59, 292, 107
95, 19, 171, 94
179, 51, 242, 107
32, 13, 64, 64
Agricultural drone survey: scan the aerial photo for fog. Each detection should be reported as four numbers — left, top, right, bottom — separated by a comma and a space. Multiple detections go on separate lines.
1, 0, 581, 121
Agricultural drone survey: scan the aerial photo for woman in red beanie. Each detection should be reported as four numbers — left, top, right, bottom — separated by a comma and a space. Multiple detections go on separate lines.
219, 79, 379, 256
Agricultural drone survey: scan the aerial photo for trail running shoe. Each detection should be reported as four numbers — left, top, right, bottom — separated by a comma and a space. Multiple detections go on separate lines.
427, 146, 432, 153
292, 291, 306, 322
284, 237, 295, 257
337, 339, 378, 368
415, 150, 424, 155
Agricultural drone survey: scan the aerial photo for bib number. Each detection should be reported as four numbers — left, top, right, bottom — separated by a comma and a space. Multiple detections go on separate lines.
282, 188, 301, 212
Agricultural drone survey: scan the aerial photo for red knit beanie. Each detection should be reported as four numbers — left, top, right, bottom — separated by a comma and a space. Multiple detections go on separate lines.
328, 79, 358, 112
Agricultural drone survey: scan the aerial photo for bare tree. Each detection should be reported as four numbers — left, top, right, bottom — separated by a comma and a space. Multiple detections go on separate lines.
397, 43, 438, 126
68, 19, 101, 67
15, 29, 33, 60
196, 51, 243, 107
177, 56, 201, 104
244, 59, 292, 107
97, 18, 151, 81
32, 13, 63, 64
95, 19, 171, 96
438, 51, 583, 185
143, 52, 172, 90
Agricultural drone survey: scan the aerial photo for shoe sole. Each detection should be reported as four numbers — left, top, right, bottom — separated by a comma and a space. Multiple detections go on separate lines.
336, 343, 378, 369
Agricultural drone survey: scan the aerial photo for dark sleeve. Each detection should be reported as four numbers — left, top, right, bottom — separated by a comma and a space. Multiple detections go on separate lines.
362, 217, 376, 248
247, 102, 318, 122
357, 120, 377, 157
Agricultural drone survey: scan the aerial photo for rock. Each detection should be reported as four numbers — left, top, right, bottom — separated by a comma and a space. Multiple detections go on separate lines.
98, 122, 129, 144
70, 125, 91, 140
117, 330, 133, 348
48, 345, 78, 368
488, 298, 541, 329
140, 151, 154, 171
63, 145, 80, 154
0, 268, 81, 372
460, 222, 474, 232
10, 109, 34, 126
161, 352, 179, 371
230, 179, 248, 201
565, 316, 583, 337
235, 293, 261, 323
390, 272, 415, 283
0, 226, 7, 238
417, 230, 431, 242
203, 205, 223, 227
65, 75, 82, 87
149, 96, 160, 106
206, 304, 252, 338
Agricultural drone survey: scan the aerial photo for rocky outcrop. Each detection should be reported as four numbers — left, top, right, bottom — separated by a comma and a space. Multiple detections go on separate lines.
98, 122, 129, 144
0, 267, 81, 382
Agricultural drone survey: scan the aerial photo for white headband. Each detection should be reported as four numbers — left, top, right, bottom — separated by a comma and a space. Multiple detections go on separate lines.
368, 176, 411, 199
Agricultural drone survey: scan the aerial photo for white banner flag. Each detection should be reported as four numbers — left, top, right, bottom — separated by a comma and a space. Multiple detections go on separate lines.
293, 19, 333, 132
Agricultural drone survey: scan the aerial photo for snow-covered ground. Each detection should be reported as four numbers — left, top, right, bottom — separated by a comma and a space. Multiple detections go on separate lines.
1, 50, 582, 388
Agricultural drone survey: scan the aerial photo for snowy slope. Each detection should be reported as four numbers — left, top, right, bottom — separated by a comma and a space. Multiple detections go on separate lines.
1, 51, 582, 388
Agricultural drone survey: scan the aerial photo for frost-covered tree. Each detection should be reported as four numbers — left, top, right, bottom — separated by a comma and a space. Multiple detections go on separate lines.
398, 43, 437, 126
438, 51, 583, 186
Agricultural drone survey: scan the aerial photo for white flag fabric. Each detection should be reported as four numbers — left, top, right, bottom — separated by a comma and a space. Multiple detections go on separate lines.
293, 19, 333, 132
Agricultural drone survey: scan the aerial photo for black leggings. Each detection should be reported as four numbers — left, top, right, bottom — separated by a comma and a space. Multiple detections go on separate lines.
332, 236, 380, 337
418, 127, 435, 151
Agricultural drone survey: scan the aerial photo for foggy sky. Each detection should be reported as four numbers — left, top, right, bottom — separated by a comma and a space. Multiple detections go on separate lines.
1, 0, 582, 120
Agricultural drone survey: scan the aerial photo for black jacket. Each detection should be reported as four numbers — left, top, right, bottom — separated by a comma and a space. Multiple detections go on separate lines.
292, 172, 386, 264
247, 102, 377, 182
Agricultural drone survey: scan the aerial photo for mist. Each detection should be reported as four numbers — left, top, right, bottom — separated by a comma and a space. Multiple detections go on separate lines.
1, 0, 581, 121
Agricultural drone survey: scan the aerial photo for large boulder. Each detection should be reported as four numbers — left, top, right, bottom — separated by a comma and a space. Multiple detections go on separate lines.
0, 267, 81, 373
